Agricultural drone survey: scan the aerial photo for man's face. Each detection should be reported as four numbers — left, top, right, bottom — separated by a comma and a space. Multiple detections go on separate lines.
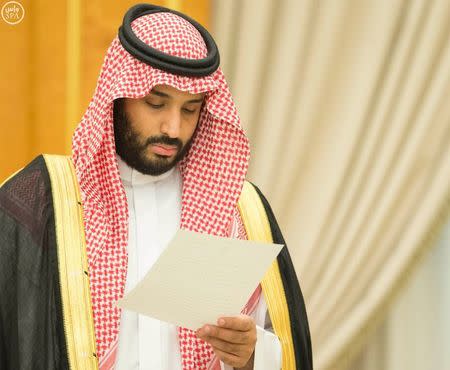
114, 84, 205, 176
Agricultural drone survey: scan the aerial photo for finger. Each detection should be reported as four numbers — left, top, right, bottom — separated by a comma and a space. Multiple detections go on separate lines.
203, 335, 246, 355
217, 315, 255, 331
197, 325, 253, 344
212, 347, 249, 369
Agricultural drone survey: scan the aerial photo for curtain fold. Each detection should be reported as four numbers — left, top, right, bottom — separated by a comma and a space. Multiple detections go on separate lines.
348, 219, 450, 370
212, 1, 450, 368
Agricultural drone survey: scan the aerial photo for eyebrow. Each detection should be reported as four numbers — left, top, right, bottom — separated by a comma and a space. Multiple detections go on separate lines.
150, 89, 204, 104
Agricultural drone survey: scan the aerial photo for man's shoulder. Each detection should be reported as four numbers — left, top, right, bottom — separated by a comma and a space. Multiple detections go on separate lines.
238, 180, 279, 232
1, 154, 48, 191
239, 180, 271, 207
238, 180, 277, 226
0, 155, 52, 220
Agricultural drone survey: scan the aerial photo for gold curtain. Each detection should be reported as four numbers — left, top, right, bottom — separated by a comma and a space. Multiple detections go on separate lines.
212, 0, 450, 369
0, 0, 210, 181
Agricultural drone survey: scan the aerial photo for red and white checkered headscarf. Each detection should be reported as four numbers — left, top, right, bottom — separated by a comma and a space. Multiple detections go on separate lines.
72, 11, 255, 369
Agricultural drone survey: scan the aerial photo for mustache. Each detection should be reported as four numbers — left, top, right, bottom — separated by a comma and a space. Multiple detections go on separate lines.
145, 136, 183, 150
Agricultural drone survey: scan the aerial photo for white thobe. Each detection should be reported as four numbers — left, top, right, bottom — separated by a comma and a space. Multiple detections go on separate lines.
115, 156, 281, 370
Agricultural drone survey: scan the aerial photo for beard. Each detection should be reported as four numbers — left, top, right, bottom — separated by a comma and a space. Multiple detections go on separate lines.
113, 98, 193, 176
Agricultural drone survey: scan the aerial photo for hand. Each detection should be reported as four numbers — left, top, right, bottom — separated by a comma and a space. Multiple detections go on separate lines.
196, 314, 257, 369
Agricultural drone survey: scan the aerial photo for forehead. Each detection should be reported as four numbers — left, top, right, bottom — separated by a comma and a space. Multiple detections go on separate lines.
149, 84, 205, 100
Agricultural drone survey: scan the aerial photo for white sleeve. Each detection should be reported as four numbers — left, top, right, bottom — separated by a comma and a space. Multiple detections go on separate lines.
222, 295, 282, 370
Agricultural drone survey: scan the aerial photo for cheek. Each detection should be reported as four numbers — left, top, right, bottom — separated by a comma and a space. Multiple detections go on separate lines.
131, 113, 159, 137
181, 116, 200, 141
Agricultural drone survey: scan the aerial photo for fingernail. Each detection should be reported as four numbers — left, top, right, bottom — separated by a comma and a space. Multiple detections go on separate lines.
204, 326, 211, 334
218, 319, 225, 326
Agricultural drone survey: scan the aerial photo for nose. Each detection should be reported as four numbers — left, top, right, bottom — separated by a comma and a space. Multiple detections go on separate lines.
160, 109, 181, 138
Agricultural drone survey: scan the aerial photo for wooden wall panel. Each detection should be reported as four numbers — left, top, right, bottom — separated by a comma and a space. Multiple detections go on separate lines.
31, 0, 68, 157
1, 1, 35, 179
0, 0, 67, 181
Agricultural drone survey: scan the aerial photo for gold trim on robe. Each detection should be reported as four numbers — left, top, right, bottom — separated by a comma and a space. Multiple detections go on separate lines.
238, 181, 296, 370
44, 154, 98, 370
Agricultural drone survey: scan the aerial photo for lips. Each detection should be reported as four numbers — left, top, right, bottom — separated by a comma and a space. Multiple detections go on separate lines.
150, 144, 178, 156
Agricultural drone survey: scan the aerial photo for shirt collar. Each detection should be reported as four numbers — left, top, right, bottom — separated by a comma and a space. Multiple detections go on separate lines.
116, 154, 176, 185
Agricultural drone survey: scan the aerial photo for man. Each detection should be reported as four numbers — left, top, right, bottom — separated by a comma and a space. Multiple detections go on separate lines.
0, 4, 312, 370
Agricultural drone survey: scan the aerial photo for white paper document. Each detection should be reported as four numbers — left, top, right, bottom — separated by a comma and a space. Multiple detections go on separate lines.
117, 229, 283, 330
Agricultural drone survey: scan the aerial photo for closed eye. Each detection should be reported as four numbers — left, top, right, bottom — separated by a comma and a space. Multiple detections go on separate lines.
147, 102, 164, 109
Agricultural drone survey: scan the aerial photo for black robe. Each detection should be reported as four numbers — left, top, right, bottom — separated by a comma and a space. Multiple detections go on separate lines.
0, 156, 69, 369
0, 155, 312, 370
